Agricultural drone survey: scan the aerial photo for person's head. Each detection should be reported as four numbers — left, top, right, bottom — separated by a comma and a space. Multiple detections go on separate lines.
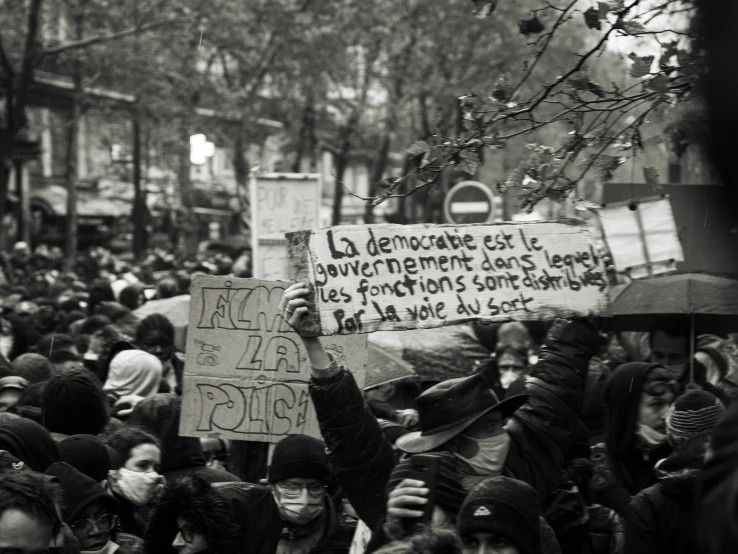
33, 334, 79, 363
103, 349, 163, 399
605, 362, 679, 458
59, 434, 120, 483
0, 418, 60, 472
0, 471, 61, 554
650, 318, 689, 379
147, 475, 244, 554
456, 477, 541, 554
155, 277, 180, 300
42, 369, 109, 436
135, 314, 176, 364
395, 374, 527, 489
88, 279, 115, 314
496, 323, 532, 351
666, 390, 725, 449
494, 344, 529, 390
78, 315, 113, 338
0, 376, 28, 412
118, 285, 144, 311
56, 310, 86, 334
103, 426, 161, 473
11, 354, 52, 384
268, 434, 333, 526
45, 462, 119, 551
374, 528, 463, 554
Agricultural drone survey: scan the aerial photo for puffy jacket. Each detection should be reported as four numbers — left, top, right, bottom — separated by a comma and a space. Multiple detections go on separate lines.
628, 441, 706, 554
309, 319, 598, 531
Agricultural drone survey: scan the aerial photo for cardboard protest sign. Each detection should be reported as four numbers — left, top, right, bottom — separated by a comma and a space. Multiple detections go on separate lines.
180, 276, 367, 443
251, 173, 321, 280
287, 220, 610, 336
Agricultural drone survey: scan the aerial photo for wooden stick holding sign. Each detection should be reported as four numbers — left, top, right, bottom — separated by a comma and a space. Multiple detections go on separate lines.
179, 276, 366, 443
287, 219, 610, 336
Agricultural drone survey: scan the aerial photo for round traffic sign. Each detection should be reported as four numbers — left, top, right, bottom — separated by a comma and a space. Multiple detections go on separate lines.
443, 181, 496, 224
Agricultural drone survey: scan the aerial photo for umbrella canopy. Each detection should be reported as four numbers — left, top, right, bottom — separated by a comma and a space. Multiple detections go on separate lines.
369, 324, 491, 383
365, 343, 417, 390
130, 294, 191, 352
609, 273, 738, 333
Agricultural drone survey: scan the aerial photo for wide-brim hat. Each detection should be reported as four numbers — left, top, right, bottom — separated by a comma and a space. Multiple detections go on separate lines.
396, 373, 527, 454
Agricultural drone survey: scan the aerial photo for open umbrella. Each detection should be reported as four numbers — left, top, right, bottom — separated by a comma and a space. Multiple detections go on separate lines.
609, 272, 738, 380
365, 343, 417, 390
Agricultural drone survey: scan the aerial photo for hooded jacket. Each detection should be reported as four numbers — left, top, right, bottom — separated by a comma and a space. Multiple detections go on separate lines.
308, 319, 598, 531
627, 437, 707, 554
128, 394, 239, 483
46, 462, 143, 554
0, 417, 60, 472
590, 362, 672, 519
145, 476, 273, 554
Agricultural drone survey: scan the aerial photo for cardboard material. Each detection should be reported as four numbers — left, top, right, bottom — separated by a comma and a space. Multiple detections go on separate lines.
179, 276, 366, 443
251, 173, 321, 280
287, 220, 610, 335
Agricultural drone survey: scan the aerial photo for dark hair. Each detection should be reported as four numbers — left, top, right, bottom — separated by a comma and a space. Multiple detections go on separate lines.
11, 354, 52, 384
118, 286, 142, 311
0, 471, 61, 536
135, 314, 175, 344
88, 279, 115, 315
494, 343, 528, 362
33, 334, 78, 362
374, 527, 463, 554
56, 311, 86, 334
42, 369, 109, 435
145, 474, 242, 554
649, 318, 689, 348
78, 315, 113, 337
103, 426, 161, 467
155, 278, 180, 300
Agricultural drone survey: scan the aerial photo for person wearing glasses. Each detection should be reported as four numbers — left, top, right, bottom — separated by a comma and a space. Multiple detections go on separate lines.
267, 434, 355, 554
589, 362, 680, 521
46, 462, 142, 554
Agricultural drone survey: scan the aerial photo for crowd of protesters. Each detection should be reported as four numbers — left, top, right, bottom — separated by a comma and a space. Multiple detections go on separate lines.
0, 242, 737, 554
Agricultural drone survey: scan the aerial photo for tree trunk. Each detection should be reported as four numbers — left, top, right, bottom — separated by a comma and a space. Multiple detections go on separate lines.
291, 92, 316, 173
331, 151, 348, 226
132, 107, 146, 260
364, 132, 391, 224
64, 72, 81, 271
233, 122, 250, 236
177, 119, 198, 255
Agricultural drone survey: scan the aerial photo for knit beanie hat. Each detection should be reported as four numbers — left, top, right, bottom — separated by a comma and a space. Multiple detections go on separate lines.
11, 354, 52, 384
268, 435, 333, 485
42, 369, 109, 436
386, 452, 467, 514
456, 476, 541, 554
59, 434, 118, 482
666, 390, 725, 446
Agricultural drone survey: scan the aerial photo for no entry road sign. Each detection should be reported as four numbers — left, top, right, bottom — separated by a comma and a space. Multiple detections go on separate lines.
443, 180, 496, 224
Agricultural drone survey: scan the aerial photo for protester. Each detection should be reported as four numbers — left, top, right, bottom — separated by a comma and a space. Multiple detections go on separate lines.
0, 376, 28, 412
102, 349, 163, 400
135, 314, 183, 394
373, 528, 462, 554
127, 394, 240, 484
279, 282, 599, 544
41, 368, 110, 440
590, 362, 678, 519
0, 470, 62, 553
47, 462, 143, 553
476, 344, 531, 399
0, 417, 60, 472
59, 434, 120, 483
145, 475, 282, 554
267, 434, 355, 554
103, 426, 165, 537
628, 391, 725, 553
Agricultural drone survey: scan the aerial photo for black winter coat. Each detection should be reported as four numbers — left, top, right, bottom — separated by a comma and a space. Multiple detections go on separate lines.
309, 319, 599, 531
627, 446, 704, 554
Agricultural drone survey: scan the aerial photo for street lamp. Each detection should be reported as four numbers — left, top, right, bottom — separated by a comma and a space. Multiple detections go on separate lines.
190, 133, 215, 165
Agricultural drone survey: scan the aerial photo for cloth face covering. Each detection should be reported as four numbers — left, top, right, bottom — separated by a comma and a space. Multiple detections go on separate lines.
109, 468, 163, 506
82, 541, 119, 554
274, 490, 325, 526
636, 422, 668, 448
454, 431, 511, 489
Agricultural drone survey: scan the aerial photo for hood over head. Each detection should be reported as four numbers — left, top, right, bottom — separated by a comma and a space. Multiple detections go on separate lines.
0, 417, 60, 472
128, 393, 206, 473
45, 462, 117, 523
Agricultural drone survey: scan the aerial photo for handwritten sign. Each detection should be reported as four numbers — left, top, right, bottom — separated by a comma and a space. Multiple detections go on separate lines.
287, 220, 610, 336
251, 173, 321, 280
179, 276, 367, 443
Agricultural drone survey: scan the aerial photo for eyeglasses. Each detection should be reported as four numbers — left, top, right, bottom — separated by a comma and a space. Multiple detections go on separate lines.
277, 482, 327, 498
498, 364, 525, 372
70, 514, 118, 537
177, 523, 197, 544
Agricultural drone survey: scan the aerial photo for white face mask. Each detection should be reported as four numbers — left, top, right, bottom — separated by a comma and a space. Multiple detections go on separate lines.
109, 468, 163, 506
276, 495, 324, 526
454, 431, 511, 490
82, 541, 119, 554
499, 370, 520, 390
636, 423, 668, 448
